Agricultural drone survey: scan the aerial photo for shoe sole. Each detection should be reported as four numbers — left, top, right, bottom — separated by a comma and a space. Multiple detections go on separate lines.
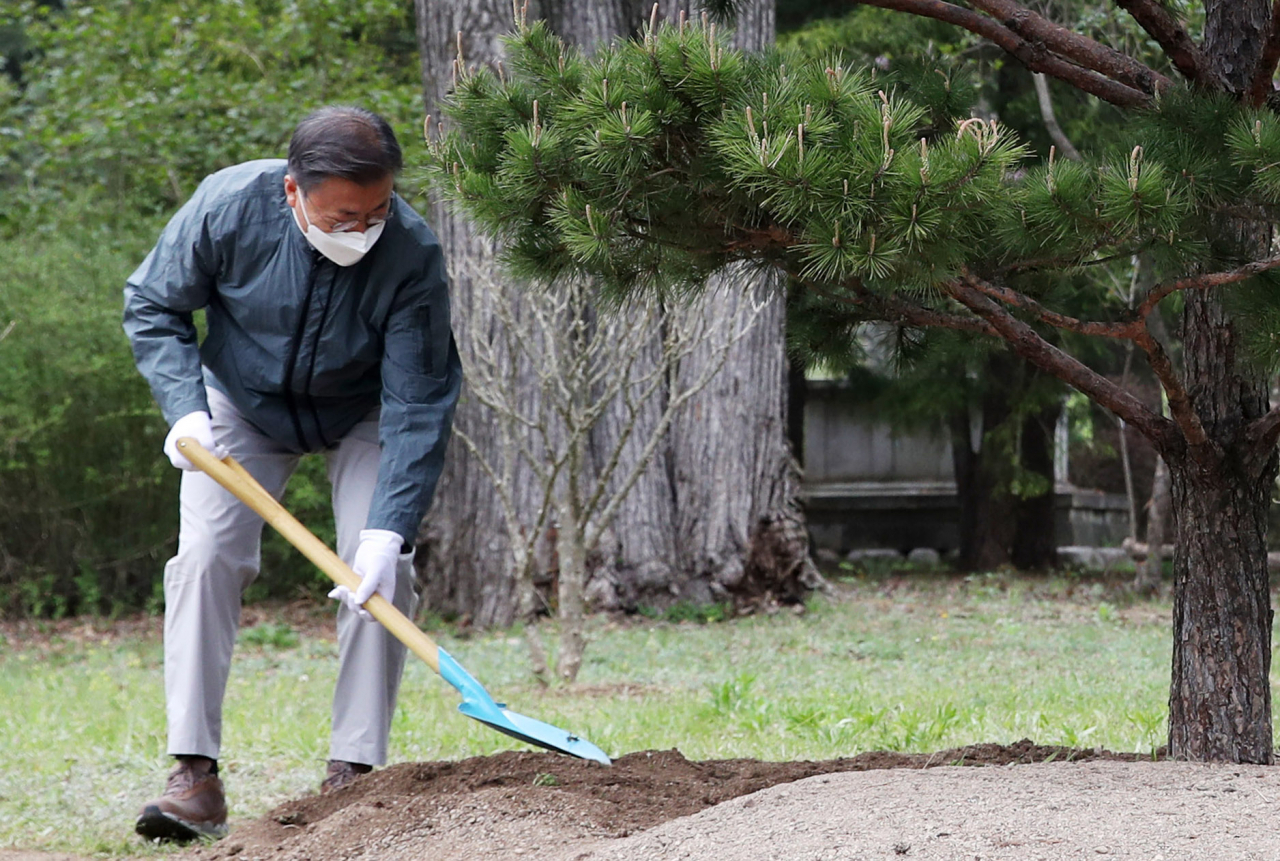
135, 805, 229, 842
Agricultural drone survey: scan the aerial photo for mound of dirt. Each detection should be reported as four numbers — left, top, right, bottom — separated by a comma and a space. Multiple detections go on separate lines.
185, 741, 1145, 861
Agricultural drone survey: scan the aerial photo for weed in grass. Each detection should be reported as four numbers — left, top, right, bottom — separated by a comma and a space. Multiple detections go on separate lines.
638, 601, 731, 624
707, 673, 757, 716
239, 623, 300, 650
1125, 707, 1166, 752
1059, 723, 1100, 747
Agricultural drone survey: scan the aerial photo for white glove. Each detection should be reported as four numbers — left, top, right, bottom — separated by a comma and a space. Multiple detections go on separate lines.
330, 529, 405, 622
163, 410, 227, 470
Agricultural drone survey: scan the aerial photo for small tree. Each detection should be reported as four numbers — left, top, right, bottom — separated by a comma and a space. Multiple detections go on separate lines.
428, 12, 1280, 762
452, 259, 764, 682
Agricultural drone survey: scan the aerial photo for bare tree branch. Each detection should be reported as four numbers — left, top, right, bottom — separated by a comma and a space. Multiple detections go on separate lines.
1135, 253, 1280, 320
1033, 73, 1083, 161
1114, 0, 1217, 87
969, 0, 1171, 94
854, 0, 1153, 107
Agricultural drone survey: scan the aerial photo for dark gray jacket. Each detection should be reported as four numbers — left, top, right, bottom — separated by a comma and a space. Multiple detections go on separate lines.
123, 159, 461, 542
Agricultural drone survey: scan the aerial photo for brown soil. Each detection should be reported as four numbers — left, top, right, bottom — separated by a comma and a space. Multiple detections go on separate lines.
180, 741, 1143, 861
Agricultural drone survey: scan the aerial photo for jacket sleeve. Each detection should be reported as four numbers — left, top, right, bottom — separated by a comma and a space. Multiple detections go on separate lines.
366, 244, 463, 544
121, 179, 222, 425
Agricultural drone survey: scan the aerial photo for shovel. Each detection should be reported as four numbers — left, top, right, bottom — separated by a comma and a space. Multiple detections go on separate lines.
176, 437, 611, 766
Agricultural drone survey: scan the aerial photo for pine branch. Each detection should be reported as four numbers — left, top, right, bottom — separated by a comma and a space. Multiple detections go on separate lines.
1129, 325, 1209, 450
1134, 253, 1280, 320
968, 0, 1171, 94
1247, 0, 1280, 107
945, 275, 1178, 452
1114, 0, 1218, 88
963, 277, 1129, 338
802, 279, 1002, 337
853, 0, 1152, 107
956, 272, 1213, 455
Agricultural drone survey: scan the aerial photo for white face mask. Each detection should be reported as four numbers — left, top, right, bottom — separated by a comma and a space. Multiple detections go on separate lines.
294, 189, 386, 267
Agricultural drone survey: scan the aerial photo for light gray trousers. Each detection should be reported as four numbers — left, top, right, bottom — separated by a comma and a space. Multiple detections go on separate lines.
163, 386, 418, 766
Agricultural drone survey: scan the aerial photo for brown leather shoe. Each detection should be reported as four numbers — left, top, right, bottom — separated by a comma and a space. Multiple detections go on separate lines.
320, 759, 373, 794
135, 756, 228, 842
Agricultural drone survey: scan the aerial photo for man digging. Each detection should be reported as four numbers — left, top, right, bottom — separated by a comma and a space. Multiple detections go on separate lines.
123, 105, 461, 841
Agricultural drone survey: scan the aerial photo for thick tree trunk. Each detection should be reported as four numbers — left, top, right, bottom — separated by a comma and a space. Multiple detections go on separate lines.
649, 1, 808, 611
578, 0, 806, 613
416, 0, 530, 627
1166, 288, 1276, 763
1163, 1, 1277, 763
671, 271, 797, 605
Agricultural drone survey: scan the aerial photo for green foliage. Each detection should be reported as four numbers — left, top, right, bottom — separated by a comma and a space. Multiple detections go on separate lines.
426, 20, 1243, 311
0, 217, 341, 617
0, 0, 423, 231
0, 216, 174, 618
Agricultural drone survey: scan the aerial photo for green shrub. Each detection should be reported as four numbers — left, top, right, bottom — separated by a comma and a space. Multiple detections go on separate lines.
0, 0, 424, 231
0, 218, 173, 616
0, 217, 341, 617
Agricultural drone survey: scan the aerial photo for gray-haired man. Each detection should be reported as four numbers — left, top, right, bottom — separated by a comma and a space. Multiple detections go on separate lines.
123, 106, 461, 841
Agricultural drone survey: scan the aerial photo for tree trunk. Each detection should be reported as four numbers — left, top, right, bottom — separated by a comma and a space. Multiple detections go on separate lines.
948, 355, 1018, 572
1163, 1, 1277, 763
416, 0, 530, 627
1011, 400, 1060, 570
1166, 288, 1276, 763
671, 271, 798, 606
643, 0, 807, 612
1132, 455, 1170, 594
578, 0, 805, 613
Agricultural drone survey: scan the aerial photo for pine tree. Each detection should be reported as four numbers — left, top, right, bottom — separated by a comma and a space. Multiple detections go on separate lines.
427, 6, 1280, 762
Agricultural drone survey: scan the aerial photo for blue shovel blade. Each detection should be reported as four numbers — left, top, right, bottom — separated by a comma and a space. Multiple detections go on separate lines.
437, 648, 611, 766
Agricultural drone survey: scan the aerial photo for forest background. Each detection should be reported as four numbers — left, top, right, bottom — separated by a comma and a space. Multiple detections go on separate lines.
0, 0, 1161, 619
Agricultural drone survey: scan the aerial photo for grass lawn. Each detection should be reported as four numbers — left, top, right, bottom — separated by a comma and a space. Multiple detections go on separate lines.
0, 569, 1216, 856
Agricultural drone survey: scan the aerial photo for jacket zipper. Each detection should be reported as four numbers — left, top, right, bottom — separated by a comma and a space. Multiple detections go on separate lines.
304, 264, 336, 449
283, 253, 320, 451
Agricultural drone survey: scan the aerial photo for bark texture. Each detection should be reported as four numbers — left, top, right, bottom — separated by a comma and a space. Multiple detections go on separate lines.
416, 0, 807, 625
416, 0, 531, 627
1161, 0, 1278, 763
1167, 288, 1276, 764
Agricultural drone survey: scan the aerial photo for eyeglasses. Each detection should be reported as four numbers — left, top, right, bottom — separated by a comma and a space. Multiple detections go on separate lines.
329, 210, 392, 233
298, 190, 393, 233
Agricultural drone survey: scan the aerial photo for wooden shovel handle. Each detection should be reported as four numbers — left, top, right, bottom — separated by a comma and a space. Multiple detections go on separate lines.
176, 437, 441, 675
